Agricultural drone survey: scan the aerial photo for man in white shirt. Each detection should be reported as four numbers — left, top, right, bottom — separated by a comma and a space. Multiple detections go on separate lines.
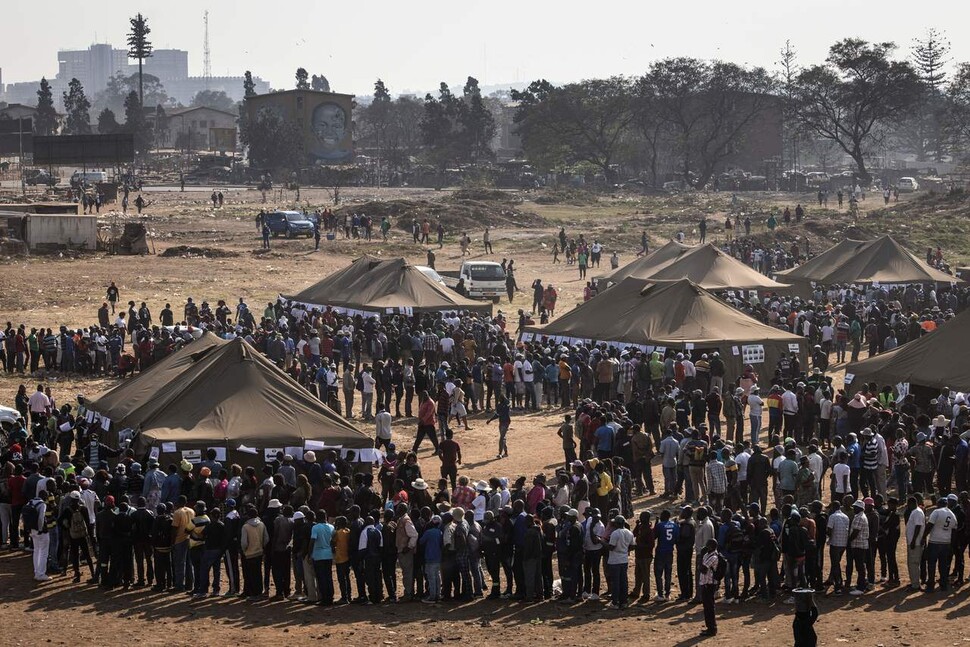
826, 502, 850, 593
924, 497, 958, 592
28, 384, 51, 428
735, 444, 751, 503
360, 365, 376, 420
832, 455, 851, 498
747, 387, 764, 445
374, 405, 393, 450
807, 445, 824, 498
606, 515, 635, 609
781, 385, 798, 437
905, 497, 925, 591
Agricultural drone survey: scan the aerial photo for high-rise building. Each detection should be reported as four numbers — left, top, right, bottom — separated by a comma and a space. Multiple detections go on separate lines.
1, 44, 268, 109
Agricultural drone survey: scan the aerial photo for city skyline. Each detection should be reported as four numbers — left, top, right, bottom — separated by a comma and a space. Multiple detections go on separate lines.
3, 0, 970, 100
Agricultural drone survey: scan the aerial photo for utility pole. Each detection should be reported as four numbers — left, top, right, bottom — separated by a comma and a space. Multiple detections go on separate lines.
203, 10, 212, 90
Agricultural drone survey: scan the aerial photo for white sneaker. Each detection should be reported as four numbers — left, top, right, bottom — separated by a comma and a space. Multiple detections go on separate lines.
849, 589, 864, 596
784, 596, 794, 604
589, 593, 600, 601
34, 574, 51, 582
653, 594, 664, 602
581, 592, 591, 600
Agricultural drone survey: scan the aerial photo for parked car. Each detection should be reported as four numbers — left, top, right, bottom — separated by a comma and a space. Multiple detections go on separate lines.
414, 265, 446, 285
263, 210, 314, 238
70, 170, 108, 188
897, 177, 919, 192
24, 169, 57, 186
0, 404, 23, 432
439, 261, 507, 302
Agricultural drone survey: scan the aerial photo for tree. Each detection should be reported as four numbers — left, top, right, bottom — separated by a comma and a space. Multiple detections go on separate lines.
897, 29, 952, 161
460, 77, 497, 161
777, 41, 802, 171
190, 89, 236, 113
127, 13, 153, 106
241, 107, 304, 171
124, 90, 153, 154
360, 79, 393, 184
97, 108, 120, 134
243, 71, 257, 97
793, 39, 920, 183
93, 72, 167, 116
311, 75, 331, 92
62, 78, 92, 135
421, 83, 465, 171
295, 68, 310, 90
946, 63, 970, 153
34, 77, 58, 135
511, 77, 634, 181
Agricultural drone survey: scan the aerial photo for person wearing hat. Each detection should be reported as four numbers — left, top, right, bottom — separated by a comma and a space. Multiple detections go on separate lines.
66, 492, 95, 582
847, 499, 870, 595
555, 508, 583, 602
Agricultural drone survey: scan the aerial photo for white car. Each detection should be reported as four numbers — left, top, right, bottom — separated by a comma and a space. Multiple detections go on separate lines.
897, 177, 919, 192
414, 265, 446, 285
0, 404, 23, 431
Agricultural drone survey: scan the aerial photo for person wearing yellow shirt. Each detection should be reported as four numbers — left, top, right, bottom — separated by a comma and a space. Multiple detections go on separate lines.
171, 495, 195, 591
333, 517, 352, 604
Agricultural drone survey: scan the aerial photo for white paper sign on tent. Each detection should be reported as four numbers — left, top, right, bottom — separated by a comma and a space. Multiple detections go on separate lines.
264, 448, 283, 462
844, 373, 855, 385
161, 442, 178, 453
304, 440, 342, 451
237, 444, 259, 455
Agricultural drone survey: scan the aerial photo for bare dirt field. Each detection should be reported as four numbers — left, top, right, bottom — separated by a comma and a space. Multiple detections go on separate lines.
0, 185, 966, 645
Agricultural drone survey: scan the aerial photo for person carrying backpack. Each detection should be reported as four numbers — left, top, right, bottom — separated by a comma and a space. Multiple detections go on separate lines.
64, 493, 95, 582
24, 490, 50, 581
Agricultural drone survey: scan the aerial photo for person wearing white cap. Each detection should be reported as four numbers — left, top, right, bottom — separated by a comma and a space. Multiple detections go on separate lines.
471, 482, 489, 522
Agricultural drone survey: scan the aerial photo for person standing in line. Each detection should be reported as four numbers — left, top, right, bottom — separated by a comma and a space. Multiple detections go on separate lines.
699, 538, 721, 637
606, 515, 635, 610
924, 497, 958, 592
904, 496, 925, 591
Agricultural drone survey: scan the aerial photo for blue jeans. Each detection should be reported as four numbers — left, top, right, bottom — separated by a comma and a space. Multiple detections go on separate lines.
894, 466, 909, 501
172, 541, 189, 589
662, 467, 677, 496
197, 548, 223, 594
47, 526, 60, 572
425, 562, 441, 600
654, 551, 674, 596
609, 562, 628, 606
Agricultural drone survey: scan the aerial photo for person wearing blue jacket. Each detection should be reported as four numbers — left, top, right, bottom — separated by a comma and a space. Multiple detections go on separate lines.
419, 516, 443, 603
654, 509, 679, 601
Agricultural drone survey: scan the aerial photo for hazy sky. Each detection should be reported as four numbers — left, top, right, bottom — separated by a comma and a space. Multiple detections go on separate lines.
3, 0, 969, 97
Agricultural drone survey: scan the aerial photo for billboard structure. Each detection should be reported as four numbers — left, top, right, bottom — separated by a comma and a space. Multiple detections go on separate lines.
0, 118, 33, 156
245, 89, 354, 164
33, 134, 135, 166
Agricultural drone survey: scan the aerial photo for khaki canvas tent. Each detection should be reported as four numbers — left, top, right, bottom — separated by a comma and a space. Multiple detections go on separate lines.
774, 239, 868, 298
846, 309, 970, 392
779, 235, 959, 285
283, 256, 492, 316
522, 278, 807, 384
639, 243, 792, 291
595, 240, 692, 286
87, 337, 370, 467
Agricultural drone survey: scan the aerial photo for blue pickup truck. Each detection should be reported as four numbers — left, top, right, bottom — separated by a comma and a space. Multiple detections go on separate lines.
264, 210, 315, 238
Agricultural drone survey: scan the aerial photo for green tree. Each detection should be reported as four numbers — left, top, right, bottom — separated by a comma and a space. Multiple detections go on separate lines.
93, 72, 167, 116
793, 39, 920, 182
511, 77, 634, 181
361, 79, 393, 183
190, 89, 236, 113
243, 71, 257, 97
97, 108, 120, 134
124, 90, 153, 154
898, 29, 951, 161
34, 77, 59, 135
242, 107, 304, 171
460, 76, 496, 161
295, 68, 310, 90
127, 12, 154, 106
62, 78, 92, 135
642, 58, 775, 188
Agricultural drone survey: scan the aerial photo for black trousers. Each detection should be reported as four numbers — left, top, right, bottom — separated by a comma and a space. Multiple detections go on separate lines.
701, 583, 717, 633
154, 550, 171, 589
243, 555, 263, 596
69, 537, 93, 577
272, 548, 292, 596
677, 548, 694, 599
134, 540, 154, 584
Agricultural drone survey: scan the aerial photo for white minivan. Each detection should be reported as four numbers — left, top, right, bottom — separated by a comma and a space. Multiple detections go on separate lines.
70, 171, 108, 187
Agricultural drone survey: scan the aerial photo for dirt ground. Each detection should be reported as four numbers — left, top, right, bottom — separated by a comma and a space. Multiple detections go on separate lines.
0, 185, 965, 645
